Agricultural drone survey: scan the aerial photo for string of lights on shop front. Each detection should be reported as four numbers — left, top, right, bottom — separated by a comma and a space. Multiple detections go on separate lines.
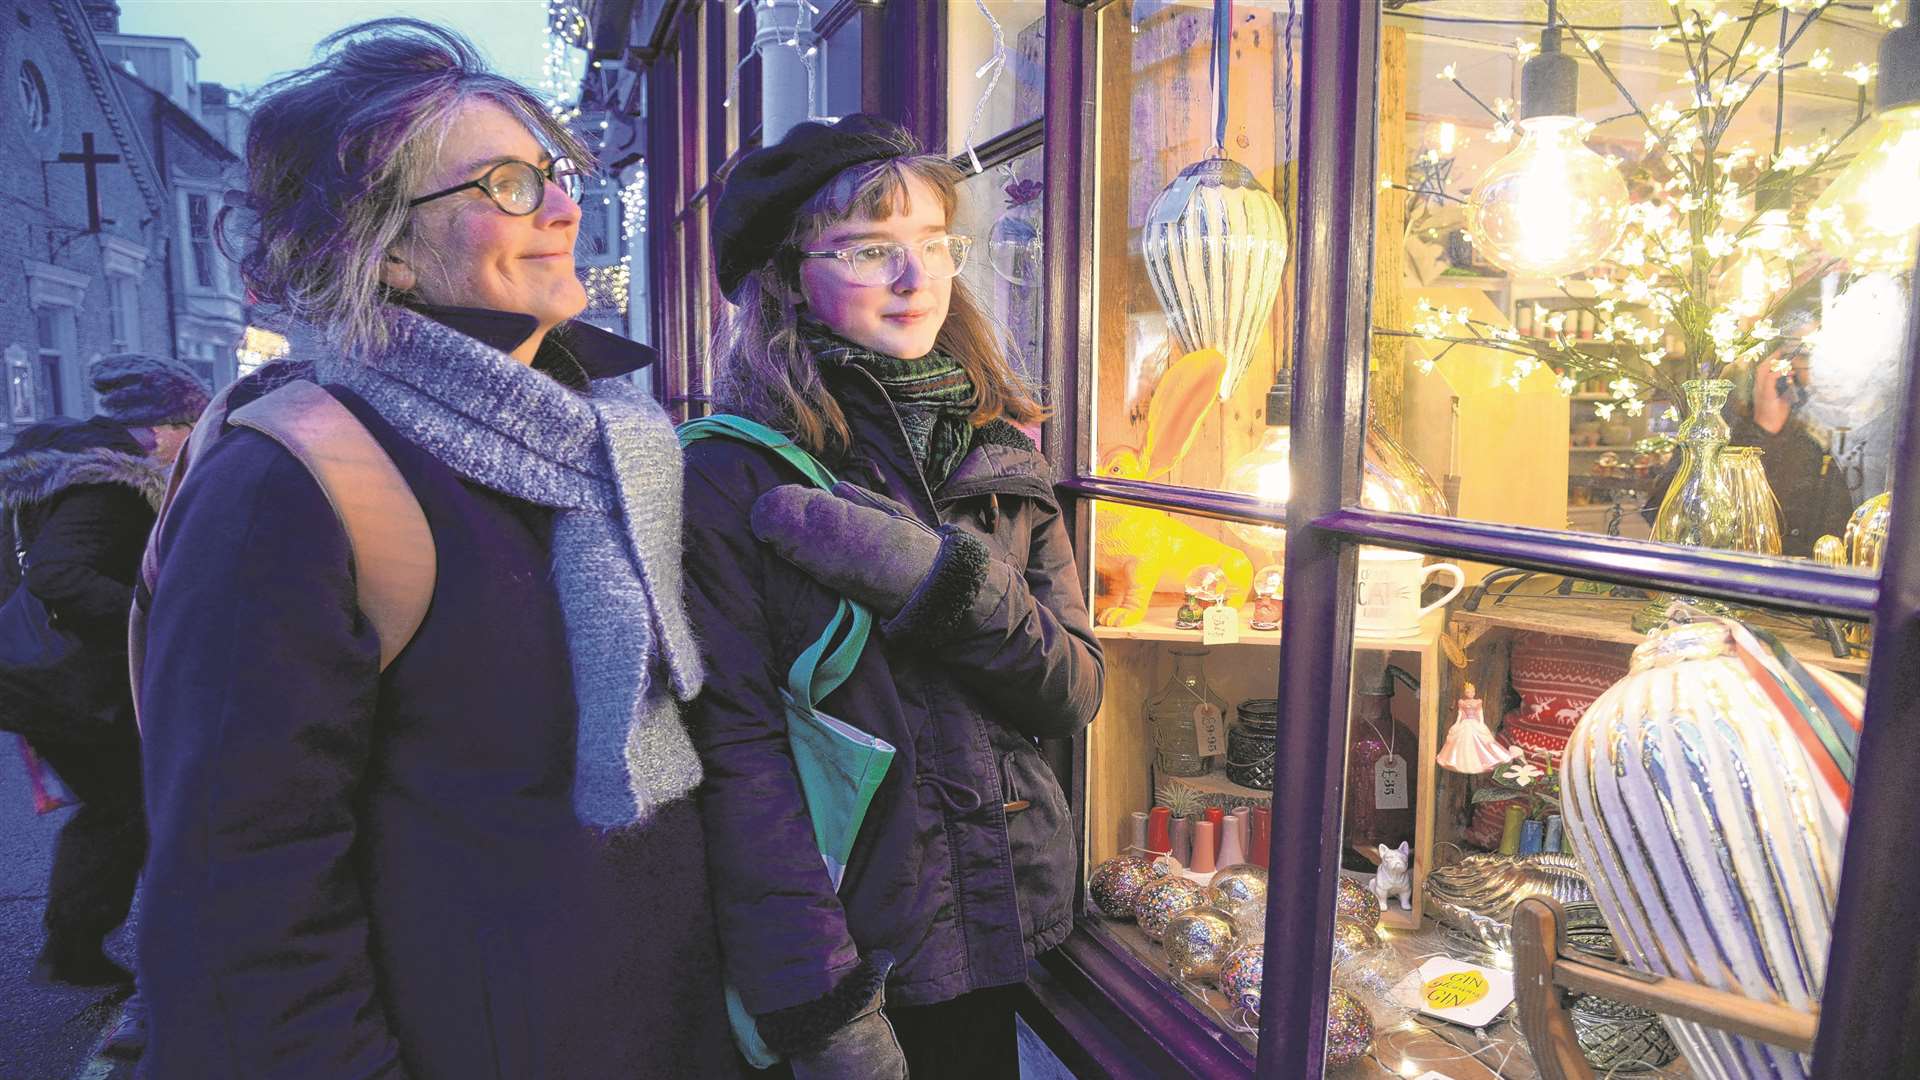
1375, 0, 1917, 428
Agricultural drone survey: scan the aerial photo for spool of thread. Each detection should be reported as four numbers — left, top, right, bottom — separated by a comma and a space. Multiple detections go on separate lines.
1190, 820, 1217, 874
1128, 811, 1149, 854
1250, 808, 1271, 868
1499, 804, 1526, 855
1519, 818, 1545, 855
1147, 807, 1172, 855
1216, 819, 1246, 868
1544, 813, 1565, 853
1170, 815, 1193, 867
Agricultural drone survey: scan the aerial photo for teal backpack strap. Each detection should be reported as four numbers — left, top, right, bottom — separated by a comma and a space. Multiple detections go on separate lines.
679, 415, 872, 708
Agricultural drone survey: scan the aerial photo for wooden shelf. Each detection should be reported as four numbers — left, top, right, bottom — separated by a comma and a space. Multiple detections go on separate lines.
1451, 589, 1868, 675
1094, 600, 1444, 648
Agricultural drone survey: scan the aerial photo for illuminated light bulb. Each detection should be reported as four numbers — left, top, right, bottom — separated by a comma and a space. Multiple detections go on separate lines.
1222, 382, 1450, 551
1808, 104, 1920, 272
1467, 115, 1630, 278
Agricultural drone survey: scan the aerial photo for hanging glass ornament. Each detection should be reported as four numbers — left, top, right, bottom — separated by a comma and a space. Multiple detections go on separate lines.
987, 178, 1044, 286
1142, 158, 1288, 401
1139, 0, 1288, 401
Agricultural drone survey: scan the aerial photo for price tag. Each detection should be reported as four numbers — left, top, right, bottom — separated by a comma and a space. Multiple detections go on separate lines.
1201, 604, 1240, 645
1374, 753, 1409, 810
1194, 703, 1227, 757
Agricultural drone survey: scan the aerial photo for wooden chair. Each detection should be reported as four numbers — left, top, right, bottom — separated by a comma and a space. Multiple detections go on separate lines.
1509, 896, 1820, 1080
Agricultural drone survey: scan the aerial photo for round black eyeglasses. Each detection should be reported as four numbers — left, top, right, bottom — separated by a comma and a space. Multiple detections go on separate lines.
408, 157, 584, 217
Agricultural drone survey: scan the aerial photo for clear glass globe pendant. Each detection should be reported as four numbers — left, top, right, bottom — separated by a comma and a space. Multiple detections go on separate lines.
1466, 32, 1628, 279
1808, 104, 1920, 273
1809, 16, 1920, 273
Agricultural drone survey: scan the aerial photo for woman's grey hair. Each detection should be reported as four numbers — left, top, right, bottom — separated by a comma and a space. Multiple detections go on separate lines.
228, 19, 593, 354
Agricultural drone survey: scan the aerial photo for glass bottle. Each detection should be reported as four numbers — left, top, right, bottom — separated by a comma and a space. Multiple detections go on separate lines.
1146, 648, 1228, 777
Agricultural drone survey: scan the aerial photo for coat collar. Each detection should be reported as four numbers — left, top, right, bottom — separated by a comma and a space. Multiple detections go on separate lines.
402, 302, 657, 382
820, 362, 1056, 508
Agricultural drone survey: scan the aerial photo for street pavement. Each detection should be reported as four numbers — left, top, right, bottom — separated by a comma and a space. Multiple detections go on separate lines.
1, 740, 138, 1080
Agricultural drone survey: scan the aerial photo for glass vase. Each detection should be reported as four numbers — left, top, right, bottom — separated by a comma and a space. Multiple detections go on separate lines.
1633, 379, 1739, 632
1147, 648, 1228, 778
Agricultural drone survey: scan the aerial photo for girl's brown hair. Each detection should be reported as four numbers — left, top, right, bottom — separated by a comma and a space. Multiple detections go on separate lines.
712, 145, 1047, 459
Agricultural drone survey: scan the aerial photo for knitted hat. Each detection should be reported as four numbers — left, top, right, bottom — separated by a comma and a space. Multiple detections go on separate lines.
89, 352, 213, 427
711, 113, 914, 303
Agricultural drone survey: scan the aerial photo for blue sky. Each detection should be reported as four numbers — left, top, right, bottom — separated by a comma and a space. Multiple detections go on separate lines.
116, 1, 558, 95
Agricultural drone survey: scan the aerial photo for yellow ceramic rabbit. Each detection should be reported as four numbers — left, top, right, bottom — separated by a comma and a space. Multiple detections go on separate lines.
1094, 348, 1255, 627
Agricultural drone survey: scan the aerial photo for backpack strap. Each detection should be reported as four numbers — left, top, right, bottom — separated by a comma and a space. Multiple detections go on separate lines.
132, 380, 436, 729
678, 415, 870, 708
227, 381, 437, 670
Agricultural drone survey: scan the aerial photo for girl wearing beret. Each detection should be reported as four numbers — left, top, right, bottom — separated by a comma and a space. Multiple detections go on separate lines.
685, 114, 1103, 1079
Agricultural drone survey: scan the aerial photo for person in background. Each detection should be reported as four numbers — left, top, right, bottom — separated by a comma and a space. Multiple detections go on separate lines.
684, 114, 1102, 1079
1729, 349, 1855, 557
136, 20, 737, 1078
0, 353, 207, 1060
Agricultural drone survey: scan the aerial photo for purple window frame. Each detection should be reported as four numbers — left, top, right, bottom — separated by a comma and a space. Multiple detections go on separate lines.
1036, 1, 1920, 1077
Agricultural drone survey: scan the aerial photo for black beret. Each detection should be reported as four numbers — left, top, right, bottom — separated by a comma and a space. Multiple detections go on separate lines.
712, 113, 913, 303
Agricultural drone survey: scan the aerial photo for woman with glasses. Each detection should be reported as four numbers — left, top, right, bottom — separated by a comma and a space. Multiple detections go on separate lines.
135, 20, 739, 1078
684, 114, 1102, 1079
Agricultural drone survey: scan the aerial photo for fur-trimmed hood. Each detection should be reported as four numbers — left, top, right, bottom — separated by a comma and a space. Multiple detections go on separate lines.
0, 446, 169, 512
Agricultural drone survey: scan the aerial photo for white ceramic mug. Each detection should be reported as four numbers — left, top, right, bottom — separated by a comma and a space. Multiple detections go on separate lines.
1354, 546, 1464, 637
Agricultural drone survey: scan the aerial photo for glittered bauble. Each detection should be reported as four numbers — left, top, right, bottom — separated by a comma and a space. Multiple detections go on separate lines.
1206, 864, 1269, 924
1163, 908, 1238, 982
1133, 877, 1207, 942
1324, 986, 1375, 1069
1089, 855, 1161, 920
1217, 943, 1264, 1015
1329, 917, 1381, 969
1334, 876, 1383, 929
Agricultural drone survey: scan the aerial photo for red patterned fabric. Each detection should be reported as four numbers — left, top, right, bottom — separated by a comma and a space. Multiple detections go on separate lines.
1465, 636, 1634, 849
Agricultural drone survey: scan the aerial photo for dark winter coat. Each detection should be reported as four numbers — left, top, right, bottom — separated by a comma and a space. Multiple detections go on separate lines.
682, 357, 1102, 1048
0, 418, 165, 740
137, 313, 742, 1080
0, 418, 165, 639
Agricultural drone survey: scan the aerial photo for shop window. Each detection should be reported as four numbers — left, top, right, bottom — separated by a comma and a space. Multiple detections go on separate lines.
952, 144, 1044, 393
1086, 0, 1306, 504
1343, 551, 1869, 1078
1082, 498, 1283, 1059
944, 1, 1047, 158
1372, 1, 1910, 570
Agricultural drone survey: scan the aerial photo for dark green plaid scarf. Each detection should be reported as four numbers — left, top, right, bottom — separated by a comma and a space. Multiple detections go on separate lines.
802, 326, 977, 484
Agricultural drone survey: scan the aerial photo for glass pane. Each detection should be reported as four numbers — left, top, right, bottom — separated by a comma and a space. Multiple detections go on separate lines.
953, 143, 1044, 393
1085, 1, 1315, 520
1083, 500, 1284, 1058
1327, 539, 1870, 1077
1373, 2, 1909, 575
823, 14, 862, 119
945, 0, 1047, 157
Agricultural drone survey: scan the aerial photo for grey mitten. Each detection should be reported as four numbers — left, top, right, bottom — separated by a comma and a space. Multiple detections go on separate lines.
786, 992, 908, 1080
751, 482, 996, 643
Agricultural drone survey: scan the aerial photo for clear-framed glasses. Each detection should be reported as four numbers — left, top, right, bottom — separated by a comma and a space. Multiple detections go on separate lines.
797, 234, 974, 287
408, 157, 585, 216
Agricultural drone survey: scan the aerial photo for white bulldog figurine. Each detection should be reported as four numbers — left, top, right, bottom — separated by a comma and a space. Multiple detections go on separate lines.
1371, 841, 1413, 911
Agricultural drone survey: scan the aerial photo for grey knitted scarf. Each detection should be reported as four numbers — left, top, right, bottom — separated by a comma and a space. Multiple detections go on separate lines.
315, 307, 704, 827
